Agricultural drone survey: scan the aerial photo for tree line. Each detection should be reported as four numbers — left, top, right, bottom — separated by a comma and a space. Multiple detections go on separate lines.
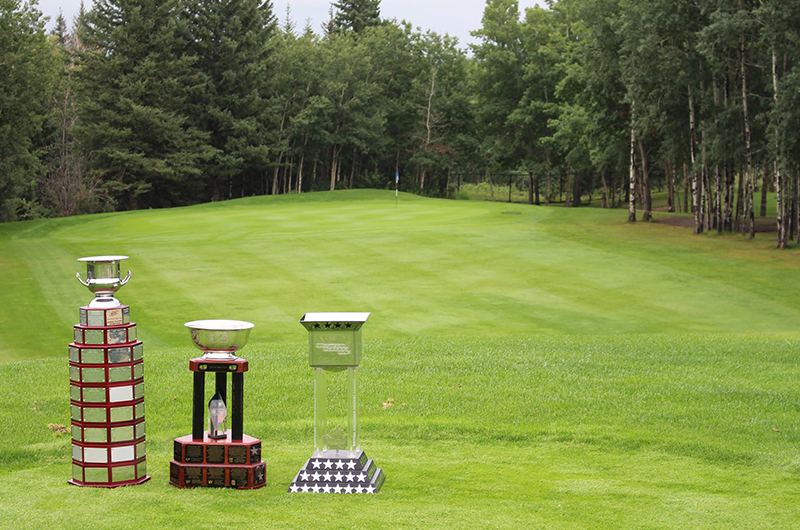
2, 0, 800, 248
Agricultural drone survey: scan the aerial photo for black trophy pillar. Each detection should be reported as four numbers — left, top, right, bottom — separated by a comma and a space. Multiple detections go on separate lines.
192, 372, 205, 440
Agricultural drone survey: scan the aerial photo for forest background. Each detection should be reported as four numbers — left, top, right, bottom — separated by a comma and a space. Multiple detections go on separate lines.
3, 0, 800, 247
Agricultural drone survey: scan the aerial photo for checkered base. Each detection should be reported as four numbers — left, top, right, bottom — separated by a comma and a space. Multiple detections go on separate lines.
288, 450, 385, 494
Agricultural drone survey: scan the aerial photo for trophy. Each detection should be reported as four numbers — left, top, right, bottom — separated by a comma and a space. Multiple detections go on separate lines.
69, 256, 149, 487
288, 313, 385, 494
170, 320, 266, 489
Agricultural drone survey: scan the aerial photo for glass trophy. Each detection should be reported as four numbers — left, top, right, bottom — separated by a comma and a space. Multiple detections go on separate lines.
288, 313, 385, 494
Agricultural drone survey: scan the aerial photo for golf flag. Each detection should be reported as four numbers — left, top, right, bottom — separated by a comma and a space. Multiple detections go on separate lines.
395, 170, 399, 207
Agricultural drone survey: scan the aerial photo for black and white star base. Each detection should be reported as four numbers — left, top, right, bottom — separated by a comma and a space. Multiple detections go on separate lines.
288, 450, 385, 494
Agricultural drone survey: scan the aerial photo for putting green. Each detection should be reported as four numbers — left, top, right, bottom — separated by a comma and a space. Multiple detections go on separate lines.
0, 190, 798, 528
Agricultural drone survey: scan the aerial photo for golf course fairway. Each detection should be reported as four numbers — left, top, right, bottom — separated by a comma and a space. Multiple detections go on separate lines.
0, 190, 797, 528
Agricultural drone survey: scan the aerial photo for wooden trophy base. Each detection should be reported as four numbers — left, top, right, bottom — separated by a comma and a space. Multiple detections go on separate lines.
170, 432, 265, 489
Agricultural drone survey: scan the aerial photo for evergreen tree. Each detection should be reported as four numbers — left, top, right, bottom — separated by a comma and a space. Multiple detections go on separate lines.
75, 0, 214, 209
332, 0, 381, 33
181, 0, 277, 200
0, 0, 57, 220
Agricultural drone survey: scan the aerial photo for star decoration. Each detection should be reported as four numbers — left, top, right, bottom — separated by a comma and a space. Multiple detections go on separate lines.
301, 484, 310, 493
346, 461, 357, 470
333, 485, 342, 493
289, 484, 299, 492
334, 472, 343, 481
367, 485, 375, 494
300, 471, 310, 481
323, 472, 332, 481
335, 460, 345, 469
345, 473, 355, 482
313, 323, 321, 329
343, 485, 353, 494
250, 445, 260, 457
323, 460, 333, 469
311, 484, 320, 493
355, 485, 364, 494
357, 473, 366, 482
311, 460, 321, 469
311, 472, 321, 481
322, 484, 332, 493
256, 470, 264, 481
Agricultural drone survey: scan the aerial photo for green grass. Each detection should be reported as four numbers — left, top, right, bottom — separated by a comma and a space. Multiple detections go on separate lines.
1, 190, 799, 528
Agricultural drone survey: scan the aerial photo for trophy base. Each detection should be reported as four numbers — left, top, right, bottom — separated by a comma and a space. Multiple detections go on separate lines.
288, 450, 385, 494
170, 432, 265, 489
88, 296, 123, 309
69, 475, 150, 488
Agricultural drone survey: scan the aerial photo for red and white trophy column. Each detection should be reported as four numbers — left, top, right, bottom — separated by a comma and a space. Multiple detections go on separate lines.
69, 256, 149, 487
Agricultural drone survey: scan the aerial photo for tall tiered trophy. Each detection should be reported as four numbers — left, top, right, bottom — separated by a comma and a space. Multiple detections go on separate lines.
288, 313, 385, 494
170, 320, 266, 489
69, 256, 149, 487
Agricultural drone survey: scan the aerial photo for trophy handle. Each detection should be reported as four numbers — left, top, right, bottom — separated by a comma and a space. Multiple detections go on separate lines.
120, 270, 132, 285
76, 272, 90, 287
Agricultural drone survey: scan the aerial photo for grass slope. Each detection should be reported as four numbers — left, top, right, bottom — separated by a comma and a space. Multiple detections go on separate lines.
1, 190, 799, 529
1, 190, 799, 363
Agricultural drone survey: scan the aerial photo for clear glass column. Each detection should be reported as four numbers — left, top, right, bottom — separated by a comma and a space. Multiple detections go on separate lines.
314, 366, 358, 455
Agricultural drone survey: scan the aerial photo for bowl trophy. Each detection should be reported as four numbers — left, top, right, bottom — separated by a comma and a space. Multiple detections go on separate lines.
288, 313, 385, 494
75, 255, 131, 308
69, 256, 149, 487
170, 320, 266, 489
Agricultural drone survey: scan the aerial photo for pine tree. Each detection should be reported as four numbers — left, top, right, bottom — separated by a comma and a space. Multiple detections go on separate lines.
181, 0, 277, 200
332, 0, 381, 33
75, 0, 214, 209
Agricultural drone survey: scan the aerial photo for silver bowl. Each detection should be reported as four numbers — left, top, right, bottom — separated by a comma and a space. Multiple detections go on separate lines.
184, 320, 254, 360
76, 255, 131, 308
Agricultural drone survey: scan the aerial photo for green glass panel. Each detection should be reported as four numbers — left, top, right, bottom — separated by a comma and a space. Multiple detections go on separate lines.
112, 465, 135, 482
70, 385, 80, 401
69, 366, 80, 382
108, 366, 131, 382
84, 427, 107, 443
135, 422, 145, 439
111, 426, 134, 442
134, 383, 144, 399
132, 344, 143, 361
81, 349, 104, 364
136, 441, 146, 458
108, 348, 131, 363
134, 402, 144, 419
83, 407, 106, 423
132, 363, 143, 379
69, 347, 79, 362
123, 307, 130, 324
84, 467, 107, 483
128, 326, 137, 341
84, 329, 104, 345
136, 461, 146, 478
79, 309, 87, 326
87, 311, 104, 327
73, 328, 82, 343
71, 444, 82, 461
111, 407, 133, 422
70, 405, 81, 420
81, 368, 105, 383
71, 426, 81, 441
72, 464, 83, 481
82, 387, 106, 403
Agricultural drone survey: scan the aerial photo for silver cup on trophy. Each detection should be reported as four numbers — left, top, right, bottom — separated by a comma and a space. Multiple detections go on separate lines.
76, 255, 132, 309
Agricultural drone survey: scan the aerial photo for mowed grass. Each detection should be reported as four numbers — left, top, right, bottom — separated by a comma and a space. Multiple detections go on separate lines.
1, 189, 799, 363
1, 190, 799, 528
